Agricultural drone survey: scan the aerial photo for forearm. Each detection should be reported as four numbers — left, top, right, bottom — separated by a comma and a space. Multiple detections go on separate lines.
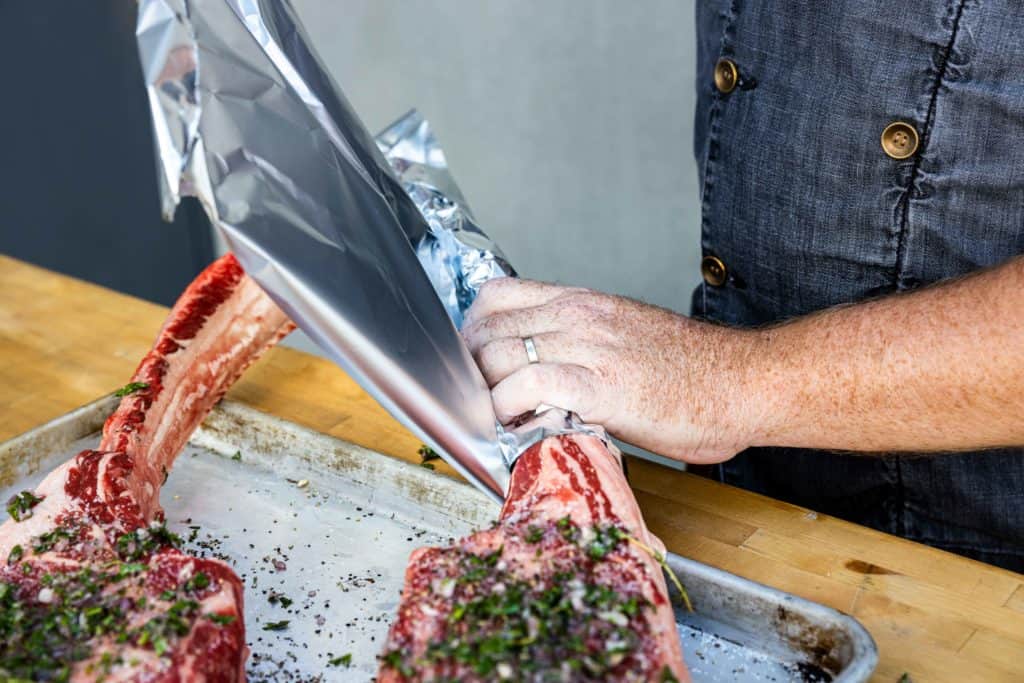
746, 256, 1024, 452
463, 260, 1024, 464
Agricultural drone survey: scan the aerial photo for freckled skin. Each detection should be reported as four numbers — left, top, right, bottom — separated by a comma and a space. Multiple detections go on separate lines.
463, 257, 1024, 461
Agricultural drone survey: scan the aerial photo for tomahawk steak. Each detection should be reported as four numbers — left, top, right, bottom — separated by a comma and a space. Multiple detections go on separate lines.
379, 433, 690, 682
0, 254, 292, 681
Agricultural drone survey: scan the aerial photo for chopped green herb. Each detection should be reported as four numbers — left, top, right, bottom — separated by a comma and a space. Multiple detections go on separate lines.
32, 523, 80, 554
418, 445, 441, 463
268, 592, 293, 608
587, 524, 626, 560
898, 675, 912, 683
382, 521, 665, 680
207, 613, 236, 625
262, 620, 290, 631
98, 651, 120, 675
381, 650, 414, 678
134, 598, 199, 655
0, 560, 208, 678
329, 653, 353, 667
114, 563, 147, 580
231, 451, 242, 461
557, 516, 579, 542
115, 522, 182, 561
420, 462, 435, 470
184, 572, 210, 592
114, 381, 150, 397
6, 490, 44, 522
7, 544, 23, 565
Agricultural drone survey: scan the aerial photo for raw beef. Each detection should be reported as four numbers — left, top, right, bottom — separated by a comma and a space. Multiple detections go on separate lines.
1, 251, 688, 681
379, 433, 690, 682
0, 254, 293, 682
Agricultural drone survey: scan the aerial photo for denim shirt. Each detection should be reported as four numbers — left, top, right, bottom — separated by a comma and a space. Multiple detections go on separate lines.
693, 1, 1024, 571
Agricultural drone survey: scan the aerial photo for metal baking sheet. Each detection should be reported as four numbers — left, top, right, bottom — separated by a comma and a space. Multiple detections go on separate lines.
0, 397, 877, 682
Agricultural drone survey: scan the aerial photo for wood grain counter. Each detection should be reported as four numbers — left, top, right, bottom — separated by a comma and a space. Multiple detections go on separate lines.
1, 254, 1021, 681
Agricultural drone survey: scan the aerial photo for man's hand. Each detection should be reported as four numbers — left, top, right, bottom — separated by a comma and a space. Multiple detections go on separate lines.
464, 255, 1024, 462
462, 278, 767, 464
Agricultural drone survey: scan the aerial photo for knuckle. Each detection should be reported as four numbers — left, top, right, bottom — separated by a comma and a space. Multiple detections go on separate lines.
548, 295, 589, 323
481, 310, 513, 337
588, 315, 621, 343
554, 288, 590, 309
477, 339, 508, 370
554, 364, 580, 386
472, 277, 510, 310
521, 363, 545, 392
480, 275, 511, 293
590, 352, 618, 385
590, 293, 619, 315
554, 288, 615, 316
516, 363, 552, 400
472, 312, 502, 339
475, 278, 501, 301
461, 321, 484, 349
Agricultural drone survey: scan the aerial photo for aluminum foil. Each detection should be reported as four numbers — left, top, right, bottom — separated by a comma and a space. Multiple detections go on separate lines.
374, 113, 617, 462
376, 110, 515, 330
136, 0, 608, 501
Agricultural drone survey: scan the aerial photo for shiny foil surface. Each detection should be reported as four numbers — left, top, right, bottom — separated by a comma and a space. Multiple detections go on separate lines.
136, 0, 611, 501
376, 110, 516, 330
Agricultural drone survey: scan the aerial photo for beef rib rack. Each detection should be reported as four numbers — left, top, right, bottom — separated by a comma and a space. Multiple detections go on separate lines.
0, 254, 292, 681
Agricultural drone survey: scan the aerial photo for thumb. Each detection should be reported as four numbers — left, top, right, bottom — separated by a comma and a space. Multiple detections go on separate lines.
490, 363, 599, 424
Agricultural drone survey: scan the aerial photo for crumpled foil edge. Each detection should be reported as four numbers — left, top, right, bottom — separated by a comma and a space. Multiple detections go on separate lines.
376, 112, 619, 464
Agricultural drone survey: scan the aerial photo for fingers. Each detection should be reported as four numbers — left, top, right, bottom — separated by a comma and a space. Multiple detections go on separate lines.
475, 333, 600, 386
464, 277, 577, 328
462, 304, 563, 355
465, 279, 617, 421
474, 336, 537, 386
490, 363, 600, 424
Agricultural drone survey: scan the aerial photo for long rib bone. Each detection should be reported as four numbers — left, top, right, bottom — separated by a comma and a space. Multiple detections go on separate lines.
0, 254, 293, 682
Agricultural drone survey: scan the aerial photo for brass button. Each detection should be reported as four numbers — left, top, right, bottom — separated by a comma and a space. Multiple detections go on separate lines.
714, 58, 739, 94
701, 255, 728, 287
881, 121, 919, 159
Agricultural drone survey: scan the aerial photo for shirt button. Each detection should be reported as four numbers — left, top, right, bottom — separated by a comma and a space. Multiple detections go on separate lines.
714, 58, 739, 94
701, 255, 728, 287
881, 121, 920, 159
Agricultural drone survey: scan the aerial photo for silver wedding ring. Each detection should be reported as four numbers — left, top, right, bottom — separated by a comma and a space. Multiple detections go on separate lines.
523, 336, 540, 364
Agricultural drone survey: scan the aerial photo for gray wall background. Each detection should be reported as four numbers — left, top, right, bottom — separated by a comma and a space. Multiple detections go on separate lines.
291, 0, 701, 313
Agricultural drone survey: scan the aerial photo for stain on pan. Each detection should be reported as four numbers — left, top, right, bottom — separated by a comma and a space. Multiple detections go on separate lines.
775, 605, 845, 675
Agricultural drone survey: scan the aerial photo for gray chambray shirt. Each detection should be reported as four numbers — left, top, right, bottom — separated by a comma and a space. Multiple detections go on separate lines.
693, 1, 1024, 571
